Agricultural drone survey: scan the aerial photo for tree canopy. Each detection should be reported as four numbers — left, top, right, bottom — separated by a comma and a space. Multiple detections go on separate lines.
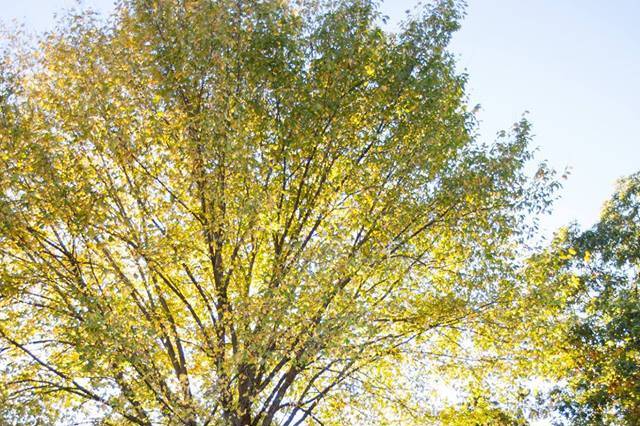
540, 173, 640, 425
0, 0, 602, 425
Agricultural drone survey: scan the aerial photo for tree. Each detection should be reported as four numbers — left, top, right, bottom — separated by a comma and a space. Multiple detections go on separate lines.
543, 173, 640, 425
0, 0, 554, 424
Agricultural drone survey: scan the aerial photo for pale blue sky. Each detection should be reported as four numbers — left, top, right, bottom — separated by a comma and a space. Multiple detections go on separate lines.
2, 0, 638, 235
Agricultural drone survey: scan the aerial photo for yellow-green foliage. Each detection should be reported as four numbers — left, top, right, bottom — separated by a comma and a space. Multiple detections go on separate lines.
0, 1, 556, 424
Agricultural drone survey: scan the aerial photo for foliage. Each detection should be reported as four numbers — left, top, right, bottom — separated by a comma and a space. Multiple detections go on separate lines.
546, 173, 640, 425
0, 0, 554, 424
438, 385, 529, 426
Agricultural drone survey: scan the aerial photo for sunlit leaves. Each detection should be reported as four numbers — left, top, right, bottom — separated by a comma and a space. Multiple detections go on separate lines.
0, 1, 554, 424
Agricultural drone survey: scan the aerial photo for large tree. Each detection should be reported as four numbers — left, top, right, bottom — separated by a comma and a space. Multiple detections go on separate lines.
0, 0, 554, 424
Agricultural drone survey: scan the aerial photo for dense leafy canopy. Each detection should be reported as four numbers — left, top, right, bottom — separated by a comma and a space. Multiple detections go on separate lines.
0, 0, 604, 425
544, 173, 640, 425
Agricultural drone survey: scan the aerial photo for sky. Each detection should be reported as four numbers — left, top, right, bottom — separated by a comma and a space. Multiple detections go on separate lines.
1, 0, 639, 237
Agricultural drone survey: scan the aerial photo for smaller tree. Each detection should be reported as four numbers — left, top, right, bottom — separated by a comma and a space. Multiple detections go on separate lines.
545, 173, 640, 425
